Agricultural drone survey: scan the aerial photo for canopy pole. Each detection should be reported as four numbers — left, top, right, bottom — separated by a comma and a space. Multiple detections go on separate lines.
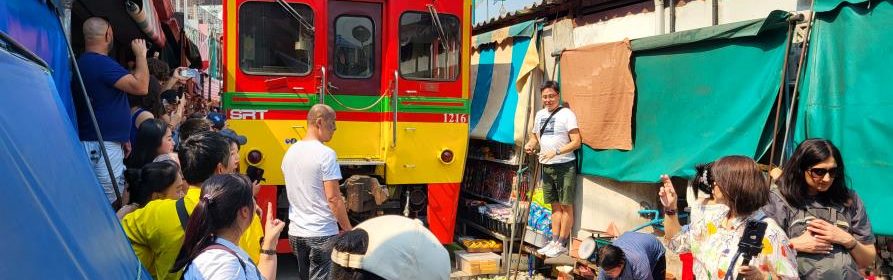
768, 17, 796, 170
781, 10, 816, 166
509, 43, 562, 280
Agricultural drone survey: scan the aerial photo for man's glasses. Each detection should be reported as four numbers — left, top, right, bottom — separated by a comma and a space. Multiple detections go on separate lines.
808, 167, 838, 179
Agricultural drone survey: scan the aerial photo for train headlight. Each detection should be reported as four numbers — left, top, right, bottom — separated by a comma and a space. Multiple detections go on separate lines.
439, 149, 454, 164
247, 149, 264, 166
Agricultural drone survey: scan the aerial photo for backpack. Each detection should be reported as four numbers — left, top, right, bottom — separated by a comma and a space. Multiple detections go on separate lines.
769, 187, 861, 279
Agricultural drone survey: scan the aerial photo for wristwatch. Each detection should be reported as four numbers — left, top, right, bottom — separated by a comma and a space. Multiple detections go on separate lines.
260, 248, 277, 256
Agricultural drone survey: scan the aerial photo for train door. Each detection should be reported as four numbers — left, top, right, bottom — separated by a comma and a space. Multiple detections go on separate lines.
325, 0, 384, 161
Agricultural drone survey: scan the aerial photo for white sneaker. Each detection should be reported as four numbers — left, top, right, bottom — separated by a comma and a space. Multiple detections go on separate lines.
540, 242, 559, 256
536, 241, 556, 255
544, 242, 567, 258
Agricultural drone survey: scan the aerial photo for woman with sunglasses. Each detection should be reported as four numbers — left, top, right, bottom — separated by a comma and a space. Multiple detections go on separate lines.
763, 139, 876, 279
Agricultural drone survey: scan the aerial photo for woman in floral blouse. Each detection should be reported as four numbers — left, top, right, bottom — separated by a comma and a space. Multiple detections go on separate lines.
659, 156, 799, 280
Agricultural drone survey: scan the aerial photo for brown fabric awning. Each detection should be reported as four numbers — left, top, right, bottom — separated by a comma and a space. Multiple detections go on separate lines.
560, 40, 635, 150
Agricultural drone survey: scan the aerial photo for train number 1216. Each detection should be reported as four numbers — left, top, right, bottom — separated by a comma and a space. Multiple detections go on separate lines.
443, 114, 468, 123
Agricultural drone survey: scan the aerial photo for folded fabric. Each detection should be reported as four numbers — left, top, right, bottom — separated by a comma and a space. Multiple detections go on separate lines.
560, 40, 635, 150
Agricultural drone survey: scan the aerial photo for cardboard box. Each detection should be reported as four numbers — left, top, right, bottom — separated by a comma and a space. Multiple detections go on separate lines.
569, 238, 582, 259
523, 226, 548, 248
507, 253, 531, 271
455, 251, 501, 275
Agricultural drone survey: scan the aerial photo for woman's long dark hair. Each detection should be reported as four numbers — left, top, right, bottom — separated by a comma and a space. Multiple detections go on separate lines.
125, 119, 169, 169
128, 76, 165, 117
123, 160, 180, 206
779, 138, 851, 208
171, 174, 255, 273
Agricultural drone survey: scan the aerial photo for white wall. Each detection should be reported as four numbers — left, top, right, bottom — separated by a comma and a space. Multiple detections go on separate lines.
572, 0, 801, 47
574, 176, 659, 234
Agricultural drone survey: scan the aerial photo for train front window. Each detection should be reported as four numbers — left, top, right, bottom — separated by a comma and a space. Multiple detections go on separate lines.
239, 2, 313, 75
399, 12, 460, 81
333, 16, 374, 79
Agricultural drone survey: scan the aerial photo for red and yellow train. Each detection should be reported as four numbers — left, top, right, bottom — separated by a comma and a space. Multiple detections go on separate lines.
222, 0, 472, 251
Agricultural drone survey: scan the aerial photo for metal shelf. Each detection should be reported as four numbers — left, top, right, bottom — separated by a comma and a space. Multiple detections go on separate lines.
461, 190, 512, 207
459, 218, 521, 242
468, 156, 520, 166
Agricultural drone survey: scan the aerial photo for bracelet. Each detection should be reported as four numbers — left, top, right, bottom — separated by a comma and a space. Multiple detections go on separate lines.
664, 208, 677, 216
260, 248, 277, 256
555, 148, 561, 155
845, 239, 858, 251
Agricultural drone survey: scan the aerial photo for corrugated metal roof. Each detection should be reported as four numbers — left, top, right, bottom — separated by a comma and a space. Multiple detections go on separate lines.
473, 0, 651, 34
474, 0, 563, 29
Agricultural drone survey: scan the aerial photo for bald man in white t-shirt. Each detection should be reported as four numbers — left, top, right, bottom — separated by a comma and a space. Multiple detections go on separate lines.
282, 104, 352, 280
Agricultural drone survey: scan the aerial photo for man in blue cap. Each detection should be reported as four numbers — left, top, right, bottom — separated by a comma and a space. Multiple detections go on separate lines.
207, 111, 226, 131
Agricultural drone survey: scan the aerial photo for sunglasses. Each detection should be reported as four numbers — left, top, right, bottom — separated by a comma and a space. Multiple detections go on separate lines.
808, 167, 838, 179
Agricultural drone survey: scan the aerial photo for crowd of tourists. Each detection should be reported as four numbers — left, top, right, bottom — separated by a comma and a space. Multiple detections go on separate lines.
75, 16, 875, 280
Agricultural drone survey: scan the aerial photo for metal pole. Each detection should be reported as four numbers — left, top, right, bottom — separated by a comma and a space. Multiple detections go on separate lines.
509, 45, 563, 280
655, 0, 665, 34
207, 72, 212, 100
668, 0, 676, 33
768, 18, 796, 168
780, 10, 816, 165
505, 71, 536, 278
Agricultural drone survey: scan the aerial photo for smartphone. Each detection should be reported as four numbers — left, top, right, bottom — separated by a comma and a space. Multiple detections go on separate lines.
738, 219, 768, 258
180, 68, 199, 78
246, 165, 265, 183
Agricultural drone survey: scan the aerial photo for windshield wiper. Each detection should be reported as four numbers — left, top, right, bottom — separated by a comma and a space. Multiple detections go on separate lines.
426, 4, 449, 50
275, 0, 314, 32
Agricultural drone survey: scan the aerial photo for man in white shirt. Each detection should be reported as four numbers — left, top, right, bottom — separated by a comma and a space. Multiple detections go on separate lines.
281, 104, 352, 280
524, 81, 582, 257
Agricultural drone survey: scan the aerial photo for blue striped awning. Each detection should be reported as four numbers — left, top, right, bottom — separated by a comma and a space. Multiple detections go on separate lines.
469, 21, 540, 145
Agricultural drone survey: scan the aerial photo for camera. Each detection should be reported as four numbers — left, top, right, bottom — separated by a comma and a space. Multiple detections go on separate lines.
738, 219, 767, 257
735, 218, 768, 280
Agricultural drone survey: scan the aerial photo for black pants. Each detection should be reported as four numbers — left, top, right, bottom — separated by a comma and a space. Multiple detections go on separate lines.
653, 255, 667, 280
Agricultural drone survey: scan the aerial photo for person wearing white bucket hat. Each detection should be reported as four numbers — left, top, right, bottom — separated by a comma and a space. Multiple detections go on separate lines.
330, 215, 450, 280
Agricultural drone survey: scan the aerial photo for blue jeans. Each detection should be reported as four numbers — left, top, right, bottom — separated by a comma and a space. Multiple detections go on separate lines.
82, 141, 126, 204
289, 235, 335, 280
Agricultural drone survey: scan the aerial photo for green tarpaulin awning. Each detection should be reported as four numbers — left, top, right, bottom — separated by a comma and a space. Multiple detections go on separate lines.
631, 10, 790, 52
815, 0, 873, 12
794, 0, 893, 235
580, 11, 791, 182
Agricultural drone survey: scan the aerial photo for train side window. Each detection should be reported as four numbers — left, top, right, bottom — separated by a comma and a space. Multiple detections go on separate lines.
239, 2, 313, 76
398, 12, 460, 81
333, 16, 374, 79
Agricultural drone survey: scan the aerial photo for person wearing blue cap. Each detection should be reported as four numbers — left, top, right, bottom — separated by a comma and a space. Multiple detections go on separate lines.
207, 112, 226, 131
219, 128, 248, 175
